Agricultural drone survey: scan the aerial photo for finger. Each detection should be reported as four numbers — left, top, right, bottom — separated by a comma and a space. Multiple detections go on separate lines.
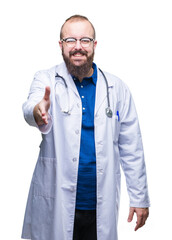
135, 208, 149, 231
37, 106, 48, 124
128, 208, 135, 222
38, 100, 49, 116
38, 105, 45, 115
43, 86, 51, 101
135, 213, 148, 231
42, 114, 48, 124
36, 113, 46, 126
135, 216, 144, 231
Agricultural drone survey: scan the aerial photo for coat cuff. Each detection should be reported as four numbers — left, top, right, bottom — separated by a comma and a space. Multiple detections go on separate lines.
130, 201, 150, 208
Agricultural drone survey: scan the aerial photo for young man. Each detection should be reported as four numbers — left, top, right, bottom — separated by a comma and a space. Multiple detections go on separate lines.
22, 15, 150, 240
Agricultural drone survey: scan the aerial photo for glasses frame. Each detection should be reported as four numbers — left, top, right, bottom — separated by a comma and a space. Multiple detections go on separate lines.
61, 37, 95, 47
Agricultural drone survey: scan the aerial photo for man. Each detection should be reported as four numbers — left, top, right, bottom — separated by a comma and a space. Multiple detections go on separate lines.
21, 15, 150, 240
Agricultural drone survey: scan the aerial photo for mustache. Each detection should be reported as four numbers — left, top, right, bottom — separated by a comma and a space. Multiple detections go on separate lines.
69, 50, 87, 57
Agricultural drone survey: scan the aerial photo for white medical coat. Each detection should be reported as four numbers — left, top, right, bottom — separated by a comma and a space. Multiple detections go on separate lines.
21, 62, 150, 240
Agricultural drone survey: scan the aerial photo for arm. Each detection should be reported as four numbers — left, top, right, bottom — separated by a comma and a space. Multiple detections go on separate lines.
118, 85, 150, 230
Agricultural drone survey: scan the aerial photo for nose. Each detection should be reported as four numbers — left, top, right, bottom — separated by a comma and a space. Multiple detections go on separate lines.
74, 39, 82, 49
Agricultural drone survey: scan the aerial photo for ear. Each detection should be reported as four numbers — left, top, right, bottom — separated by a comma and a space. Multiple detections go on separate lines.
59, 40, 63, 50
93, 40, 97, 50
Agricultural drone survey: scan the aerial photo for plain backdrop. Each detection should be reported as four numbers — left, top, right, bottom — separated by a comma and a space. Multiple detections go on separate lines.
0, 0, 172, 239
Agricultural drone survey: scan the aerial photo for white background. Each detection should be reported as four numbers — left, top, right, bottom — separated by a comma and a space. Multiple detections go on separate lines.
0, 0, 172, 239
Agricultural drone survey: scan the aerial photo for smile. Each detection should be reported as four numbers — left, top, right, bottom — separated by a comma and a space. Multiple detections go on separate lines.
70, 50, 87, 58
73, 53, 85, 57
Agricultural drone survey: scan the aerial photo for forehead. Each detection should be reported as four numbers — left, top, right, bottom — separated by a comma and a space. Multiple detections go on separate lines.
62, 20, 94, 38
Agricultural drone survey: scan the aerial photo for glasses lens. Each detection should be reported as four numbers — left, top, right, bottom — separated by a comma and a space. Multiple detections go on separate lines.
65, 38, 76, 47
63, 38, 93, 47
80, 38, 92, 47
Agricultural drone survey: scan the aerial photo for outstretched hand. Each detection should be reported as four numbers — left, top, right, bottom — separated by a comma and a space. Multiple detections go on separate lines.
128, 207, 149, 231
33, 86, 51, 126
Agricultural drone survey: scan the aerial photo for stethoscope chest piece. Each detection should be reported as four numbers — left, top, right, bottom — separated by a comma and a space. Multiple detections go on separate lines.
106, 107, 113, 118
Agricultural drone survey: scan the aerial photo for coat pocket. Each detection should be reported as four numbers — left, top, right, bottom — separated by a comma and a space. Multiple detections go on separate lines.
32, 157, 56, 198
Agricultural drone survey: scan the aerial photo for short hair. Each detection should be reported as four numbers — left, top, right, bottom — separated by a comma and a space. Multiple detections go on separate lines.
60, 14, 96, 40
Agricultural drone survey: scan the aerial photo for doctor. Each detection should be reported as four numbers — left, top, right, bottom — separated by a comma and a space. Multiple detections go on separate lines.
22, 15, 150, 240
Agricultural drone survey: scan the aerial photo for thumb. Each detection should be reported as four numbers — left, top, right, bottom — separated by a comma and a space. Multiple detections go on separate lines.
128, 207, 135, 222
43, 86, 51, 101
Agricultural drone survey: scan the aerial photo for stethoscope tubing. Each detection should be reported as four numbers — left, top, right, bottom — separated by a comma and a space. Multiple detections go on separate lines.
98, 68, 110, 108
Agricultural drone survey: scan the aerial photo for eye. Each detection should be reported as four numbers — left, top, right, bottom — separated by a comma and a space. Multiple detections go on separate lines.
81, 38, 91, 44
65, 38, 76, 43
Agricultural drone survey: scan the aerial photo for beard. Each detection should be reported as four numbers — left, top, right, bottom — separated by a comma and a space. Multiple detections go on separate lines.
62, 48, 94, 79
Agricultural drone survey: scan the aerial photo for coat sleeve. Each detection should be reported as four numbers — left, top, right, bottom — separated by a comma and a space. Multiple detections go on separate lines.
22, 70, 53, 134
118, 84, 150, 208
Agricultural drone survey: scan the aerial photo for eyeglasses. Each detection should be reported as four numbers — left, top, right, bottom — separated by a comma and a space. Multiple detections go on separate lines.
61, 37, 94, 48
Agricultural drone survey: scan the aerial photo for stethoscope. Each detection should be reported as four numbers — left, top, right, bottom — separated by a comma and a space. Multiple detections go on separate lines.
55, 68, 113, 118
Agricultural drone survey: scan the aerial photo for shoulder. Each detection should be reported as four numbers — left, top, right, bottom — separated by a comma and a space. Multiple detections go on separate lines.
33, 62, 67, 81
32, 65, 60, 87
34, 65, 57, 79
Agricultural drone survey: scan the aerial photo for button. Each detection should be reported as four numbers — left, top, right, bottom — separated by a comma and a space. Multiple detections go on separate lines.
98, 196, 103, 200
70, 186, 76, 192
97, 196, 103, 202
83, 107, 85, 110
81, 85, 83, 88
75, 130, 79, 134
72, 158, 77, 162
98, 169, 104, 174
81, 96, 84, 98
